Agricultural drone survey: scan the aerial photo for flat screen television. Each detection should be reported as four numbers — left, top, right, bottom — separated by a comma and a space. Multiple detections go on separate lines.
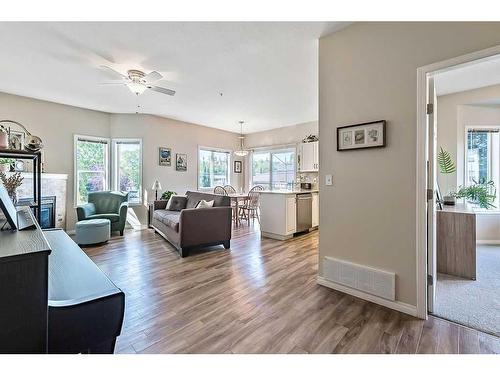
0, 181, 17, 230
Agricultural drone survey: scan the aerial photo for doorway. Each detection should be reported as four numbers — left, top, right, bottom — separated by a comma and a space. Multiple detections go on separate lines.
420, 49, 500, 337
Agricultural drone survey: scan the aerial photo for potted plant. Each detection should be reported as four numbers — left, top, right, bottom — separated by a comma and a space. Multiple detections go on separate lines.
438, 147, 457, 205
0, 125, 8, 149
161, 190, 177, 201
0, 158, 12, 173
454, 177, 496, 209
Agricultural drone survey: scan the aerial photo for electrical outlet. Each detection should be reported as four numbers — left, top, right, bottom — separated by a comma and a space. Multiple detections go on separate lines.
325, 174, 333, 186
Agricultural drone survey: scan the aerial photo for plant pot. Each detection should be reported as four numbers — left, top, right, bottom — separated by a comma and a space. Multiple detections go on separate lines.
443, 195, 456, 206
0, 132, 8, 149
0, 163, 10, 173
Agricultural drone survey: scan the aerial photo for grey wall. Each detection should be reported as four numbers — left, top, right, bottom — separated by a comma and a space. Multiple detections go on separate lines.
319, 22, 500, 306
1, 92, 242, 230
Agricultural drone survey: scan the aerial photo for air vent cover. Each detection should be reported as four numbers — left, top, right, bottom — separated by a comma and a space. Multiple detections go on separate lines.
323, 256, 395, 301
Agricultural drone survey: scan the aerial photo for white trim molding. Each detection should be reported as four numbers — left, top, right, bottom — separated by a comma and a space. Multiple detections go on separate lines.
416, 44, 500, 320
476, 240, 500, 245
317, 276, 418, 317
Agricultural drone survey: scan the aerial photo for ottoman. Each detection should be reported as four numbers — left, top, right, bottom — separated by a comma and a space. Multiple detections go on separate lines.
75, 219, 111, 246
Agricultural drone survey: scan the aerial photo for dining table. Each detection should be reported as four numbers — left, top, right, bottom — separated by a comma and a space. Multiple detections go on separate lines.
227, 193, 249, 227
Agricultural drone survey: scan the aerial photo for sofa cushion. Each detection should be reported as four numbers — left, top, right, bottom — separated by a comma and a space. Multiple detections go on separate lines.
166, 195, 187, 211
153, 210, 180, 232
87, 213, 120, 223
195, 199, 214, 209
186, 191, 230, 208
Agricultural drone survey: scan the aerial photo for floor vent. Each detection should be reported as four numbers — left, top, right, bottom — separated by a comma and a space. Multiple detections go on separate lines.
323, 256, 395, 301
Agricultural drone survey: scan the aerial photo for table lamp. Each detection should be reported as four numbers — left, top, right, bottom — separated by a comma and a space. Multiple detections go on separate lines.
152, 180, 162, 200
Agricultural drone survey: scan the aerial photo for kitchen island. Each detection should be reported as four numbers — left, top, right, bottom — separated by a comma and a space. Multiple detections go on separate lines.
259, 190, 318, 240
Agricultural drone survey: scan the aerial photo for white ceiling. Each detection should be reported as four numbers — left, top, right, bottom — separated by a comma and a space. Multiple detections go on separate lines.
0, 22, 348, 134
435, 55, 500, 97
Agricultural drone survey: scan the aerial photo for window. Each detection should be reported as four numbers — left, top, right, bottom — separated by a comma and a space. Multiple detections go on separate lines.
113, 139, 142, 205
465, 127, 500, 205
198, 147, 231, 189
251, 148, 296, 190
74, 135, 110, 205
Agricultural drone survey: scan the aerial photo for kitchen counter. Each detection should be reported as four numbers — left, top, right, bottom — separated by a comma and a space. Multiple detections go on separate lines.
259, 190, 319, 240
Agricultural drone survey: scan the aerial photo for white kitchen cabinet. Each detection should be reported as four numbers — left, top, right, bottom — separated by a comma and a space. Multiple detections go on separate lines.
312, 192, 319, 228
285, 195, 297, 234
298, 141, 319, 172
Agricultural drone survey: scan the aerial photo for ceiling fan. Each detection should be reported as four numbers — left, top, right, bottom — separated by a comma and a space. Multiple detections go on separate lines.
99, 66, 176, 96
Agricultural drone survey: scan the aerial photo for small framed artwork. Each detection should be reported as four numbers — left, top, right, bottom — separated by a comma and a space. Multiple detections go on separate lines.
9, 130, 25, 151
337, 120, 386, 151
176, 153, 187, 171
234, 160, 242, 173
159, 147, 171, 166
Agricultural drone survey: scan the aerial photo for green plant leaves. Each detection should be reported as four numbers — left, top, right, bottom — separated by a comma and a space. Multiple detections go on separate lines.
454, 177, 497, 209
438, 147, 456, 174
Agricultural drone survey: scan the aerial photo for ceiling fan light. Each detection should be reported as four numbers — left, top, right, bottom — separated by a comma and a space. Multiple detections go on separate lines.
234, 150, 249, 157
127, 82, 147, 95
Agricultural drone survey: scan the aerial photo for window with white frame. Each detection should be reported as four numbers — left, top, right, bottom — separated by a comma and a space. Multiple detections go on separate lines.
74, 135, 110, 205
112, 139, 143, 205
198, 147, 231, 189
251, 147, 296, 190
465, 127, 500, 206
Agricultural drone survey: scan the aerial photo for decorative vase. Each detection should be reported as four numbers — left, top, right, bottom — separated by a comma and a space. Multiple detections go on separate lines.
0, 132, 8, 149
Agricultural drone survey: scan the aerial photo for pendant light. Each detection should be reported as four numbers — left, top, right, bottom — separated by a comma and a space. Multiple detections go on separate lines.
234, 120, 249, 157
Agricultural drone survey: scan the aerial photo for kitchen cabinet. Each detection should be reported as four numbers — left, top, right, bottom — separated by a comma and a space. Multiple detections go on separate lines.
285, 195, 297, 234
312, 192, 319, 228
298, 141, 319, 172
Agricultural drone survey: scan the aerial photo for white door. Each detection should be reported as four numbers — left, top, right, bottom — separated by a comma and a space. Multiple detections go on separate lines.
313, 142, 319, 171
299, 143, 314, 171
427, 75, 437, 313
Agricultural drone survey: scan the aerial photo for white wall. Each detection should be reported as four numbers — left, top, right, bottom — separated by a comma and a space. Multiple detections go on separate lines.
1, 92, 242, 230
437, 84, 500, 194
243, 121, 318, 189
0, 92, 110, 230
437, 85, 500, 242
319, 22, 500, 307
109, 114, 243, 225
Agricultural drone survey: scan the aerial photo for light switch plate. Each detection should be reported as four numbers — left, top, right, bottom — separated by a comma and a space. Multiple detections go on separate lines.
325, 174, 333, 186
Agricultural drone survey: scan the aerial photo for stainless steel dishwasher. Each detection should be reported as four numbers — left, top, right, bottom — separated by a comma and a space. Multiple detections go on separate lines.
296, 193, 312, 233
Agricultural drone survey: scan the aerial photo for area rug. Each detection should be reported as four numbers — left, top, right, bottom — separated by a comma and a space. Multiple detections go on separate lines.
434, 245, 500, 337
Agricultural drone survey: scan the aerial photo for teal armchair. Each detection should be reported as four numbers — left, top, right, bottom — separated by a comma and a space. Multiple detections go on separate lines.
77, 191, 129, 235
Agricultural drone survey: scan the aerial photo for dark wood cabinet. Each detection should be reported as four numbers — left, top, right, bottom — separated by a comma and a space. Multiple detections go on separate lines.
0, 215, 51, 353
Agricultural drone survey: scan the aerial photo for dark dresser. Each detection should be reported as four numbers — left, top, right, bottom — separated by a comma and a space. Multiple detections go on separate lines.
0, 211, 125, 354
0, 214, 51, 353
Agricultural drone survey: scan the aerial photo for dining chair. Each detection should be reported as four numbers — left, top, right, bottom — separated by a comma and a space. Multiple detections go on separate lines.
224, 185, 237, 194
239, 185, 264, 225
213, 186, 228, 195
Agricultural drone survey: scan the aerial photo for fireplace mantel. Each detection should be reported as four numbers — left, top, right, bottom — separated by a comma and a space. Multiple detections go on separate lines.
16, 172, 68, 229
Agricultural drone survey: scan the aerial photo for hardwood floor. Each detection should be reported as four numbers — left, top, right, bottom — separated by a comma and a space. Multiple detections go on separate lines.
83, 224, 500, 354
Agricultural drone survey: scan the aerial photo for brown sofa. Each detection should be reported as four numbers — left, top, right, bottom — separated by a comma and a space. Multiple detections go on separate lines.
151, 191, 232, 257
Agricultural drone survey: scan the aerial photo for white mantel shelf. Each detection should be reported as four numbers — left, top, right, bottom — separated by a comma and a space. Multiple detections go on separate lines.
19, 172, 68, 180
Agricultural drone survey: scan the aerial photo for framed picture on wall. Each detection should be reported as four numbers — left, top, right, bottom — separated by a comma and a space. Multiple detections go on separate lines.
176, 153, 187, 171
234, 160, 242, 173
159, 147, 172, 166
337, 120, 386, 151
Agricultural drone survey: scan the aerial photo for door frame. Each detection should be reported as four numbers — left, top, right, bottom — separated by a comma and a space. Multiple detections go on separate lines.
416, 44, 500, 319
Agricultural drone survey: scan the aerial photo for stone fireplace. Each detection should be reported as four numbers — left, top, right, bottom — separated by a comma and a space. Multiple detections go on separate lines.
16, 173, 68, 229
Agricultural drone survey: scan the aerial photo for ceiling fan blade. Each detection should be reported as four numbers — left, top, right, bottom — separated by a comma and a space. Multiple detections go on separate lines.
100, 82, 127, 85
148, 85, 176, 96
99, 65, 127, 80
143, 70, 163, 83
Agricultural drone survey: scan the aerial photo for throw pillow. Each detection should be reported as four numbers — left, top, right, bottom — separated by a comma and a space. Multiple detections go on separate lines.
195, 199, 214, 209
166, 195, 187, 211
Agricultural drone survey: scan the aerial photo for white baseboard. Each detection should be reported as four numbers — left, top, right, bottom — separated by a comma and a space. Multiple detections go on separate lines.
317, 276, 419, 318
476, 240, 500, 245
